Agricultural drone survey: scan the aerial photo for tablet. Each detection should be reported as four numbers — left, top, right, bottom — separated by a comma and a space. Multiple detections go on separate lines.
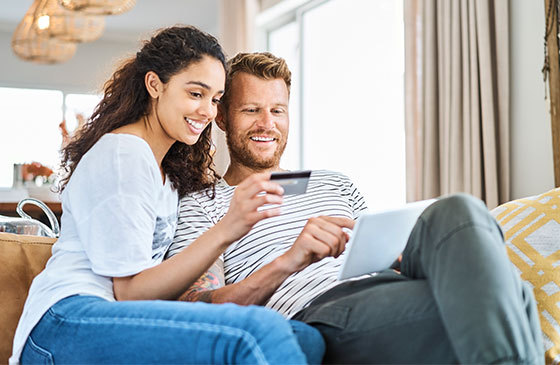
338, 199, 437, 280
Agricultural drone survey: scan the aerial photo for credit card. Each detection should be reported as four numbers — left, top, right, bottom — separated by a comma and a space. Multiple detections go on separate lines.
270, 170, 311, 195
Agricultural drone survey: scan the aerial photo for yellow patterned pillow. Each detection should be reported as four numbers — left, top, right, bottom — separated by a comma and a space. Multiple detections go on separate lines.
491, 187, 560, 364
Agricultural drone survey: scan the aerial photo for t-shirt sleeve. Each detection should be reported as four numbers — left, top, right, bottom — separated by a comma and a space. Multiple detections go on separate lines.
68, 137, 160, 277
337, 172, 369, 219
166, 192, 216, 259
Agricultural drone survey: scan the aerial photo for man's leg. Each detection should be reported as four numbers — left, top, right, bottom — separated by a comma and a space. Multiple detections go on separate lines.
293, 193, 542, 364
400, 193, 543, 364
293, 272, 458, 364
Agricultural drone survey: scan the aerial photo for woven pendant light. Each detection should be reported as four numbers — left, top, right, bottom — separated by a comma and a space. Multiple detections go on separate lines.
59, 0, 136, 15
38, 0, 105, 43
11, 0, 77, 64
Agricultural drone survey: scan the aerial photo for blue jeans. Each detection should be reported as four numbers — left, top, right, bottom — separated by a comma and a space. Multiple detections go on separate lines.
294, 194, 543, 364
21, 295, 324, 364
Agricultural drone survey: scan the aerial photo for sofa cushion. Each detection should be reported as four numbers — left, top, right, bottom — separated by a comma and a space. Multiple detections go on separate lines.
0, 232, 55, 363
491, 187, 560, 364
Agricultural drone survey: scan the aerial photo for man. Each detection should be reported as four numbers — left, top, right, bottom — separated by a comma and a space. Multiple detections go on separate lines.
167, 52, 543, 364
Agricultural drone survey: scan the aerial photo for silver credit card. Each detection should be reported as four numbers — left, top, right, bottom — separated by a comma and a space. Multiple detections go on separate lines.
270, 170, 311, 195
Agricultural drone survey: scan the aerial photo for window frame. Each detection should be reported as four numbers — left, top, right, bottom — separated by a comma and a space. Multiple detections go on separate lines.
0, 84, 100, 188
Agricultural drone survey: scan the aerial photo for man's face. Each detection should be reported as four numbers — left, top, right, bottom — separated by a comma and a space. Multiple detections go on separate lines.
222, 72, 289, 170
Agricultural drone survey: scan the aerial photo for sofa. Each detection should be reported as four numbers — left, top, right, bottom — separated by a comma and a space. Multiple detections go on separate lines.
0, 232, 55, 362
1, 187, 559, 363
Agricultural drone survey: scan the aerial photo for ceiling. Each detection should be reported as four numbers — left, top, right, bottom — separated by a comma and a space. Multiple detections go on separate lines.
0, 0, 220, 42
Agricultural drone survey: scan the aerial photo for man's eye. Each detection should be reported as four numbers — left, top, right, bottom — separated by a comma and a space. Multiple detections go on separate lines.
272, 109, 284, 114
245, 108, 257, 113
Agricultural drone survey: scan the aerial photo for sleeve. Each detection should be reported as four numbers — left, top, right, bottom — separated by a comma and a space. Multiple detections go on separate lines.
337, 172, 369, 219
166, 192, 217, 259
68, 138, 160, 277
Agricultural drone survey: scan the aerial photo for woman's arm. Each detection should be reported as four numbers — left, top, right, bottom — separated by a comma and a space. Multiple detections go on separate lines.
113, 172, 284, 301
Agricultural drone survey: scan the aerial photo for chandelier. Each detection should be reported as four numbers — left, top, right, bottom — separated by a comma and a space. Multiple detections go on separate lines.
11, 0, 77, 64
59, 0, 137, 15
41, 0, 105, 43
12, 0, 135, 64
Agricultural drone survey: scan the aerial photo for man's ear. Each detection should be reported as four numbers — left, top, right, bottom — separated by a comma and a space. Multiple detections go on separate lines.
215, 105, 227, 132
145, 71, 163, 99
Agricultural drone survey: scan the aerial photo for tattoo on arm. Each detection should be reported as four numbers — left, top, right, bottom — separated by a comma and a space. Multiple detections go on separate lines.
180, 260, 225, 303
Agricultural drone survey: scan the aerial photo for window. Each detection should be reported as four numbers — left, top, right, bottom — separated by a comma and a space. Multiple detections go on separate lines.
64, 93, 101, 132
269, 20, 301, 170
0, 88, 100, 188
261, 0, 406, 210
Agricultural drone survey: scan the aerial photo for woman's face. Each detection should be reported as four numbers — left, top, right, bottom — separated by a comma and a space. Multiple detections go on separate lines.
153, 55, 225, 146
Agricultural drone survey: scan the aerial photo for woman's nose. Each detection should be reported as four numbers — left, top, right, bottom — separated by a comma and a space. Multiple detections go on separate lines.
198, 99, 215, 119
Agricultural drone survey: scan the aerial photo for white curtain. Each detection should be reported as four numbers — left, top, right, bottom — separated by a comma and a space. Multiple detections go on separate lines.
212, 0, 259, 175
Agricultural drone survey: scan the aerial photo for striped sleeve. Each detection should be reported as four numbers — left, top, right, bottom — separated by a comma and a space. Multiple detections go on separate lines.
166, 191, 216, 259
337, 172, 369, 217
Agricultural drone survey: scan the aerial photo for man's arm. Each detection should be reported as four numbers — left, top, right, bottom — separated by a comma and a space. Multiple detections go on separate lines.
180, 254, 295, 305
179, 260, 225, 302
180, 216, 354, 306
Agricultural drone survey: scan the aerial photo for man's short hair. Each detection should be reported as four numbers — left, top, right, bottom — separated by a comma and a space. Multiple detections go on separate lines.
221, 52, 292, 109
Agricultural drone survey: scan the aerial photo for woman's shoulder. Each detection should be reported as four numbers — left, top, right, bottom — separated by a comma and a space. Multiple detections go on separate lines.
94, 133, 153, 155
86, 134, 156, 167
71, 133, 160, 190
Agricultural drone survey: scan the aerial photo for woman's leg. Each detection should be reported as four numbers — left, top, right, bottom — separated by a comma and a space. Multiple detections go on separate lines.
21, 295, 309, 364
289, 320, 325, 364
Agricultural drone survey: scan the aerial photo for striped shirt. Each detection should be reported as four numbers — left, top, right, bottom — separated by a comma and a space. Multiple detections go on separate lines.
167, 170, 368, 318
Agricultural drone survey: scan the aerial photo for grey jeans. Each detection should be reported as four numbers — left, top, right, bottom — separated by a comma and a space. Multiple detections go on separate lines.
293, 194, 544, 364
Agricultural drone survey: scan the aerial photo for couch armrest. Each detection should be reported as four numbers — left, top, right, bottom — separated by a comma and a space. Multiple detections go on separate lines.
0, 232, 55, 363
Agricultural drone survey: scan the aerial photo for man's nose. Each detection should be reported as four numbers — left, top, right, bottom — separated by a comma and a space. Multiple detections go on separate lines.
256, 111, 274, 129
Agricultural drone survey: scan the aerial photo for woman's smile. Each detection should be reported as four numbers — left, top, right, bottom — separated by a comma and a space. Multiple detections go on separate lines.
185, 117, 208, 133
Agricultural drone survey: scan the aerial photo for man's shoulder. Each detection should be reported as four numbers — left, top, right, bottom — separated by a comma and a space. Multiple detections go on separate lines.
310, 169, 354, 184
181, 179, 234, 202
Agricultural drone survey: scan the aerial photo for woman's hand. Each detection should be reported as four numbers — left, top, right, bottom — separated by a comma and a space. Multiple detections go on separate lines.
217, 172, 284, 244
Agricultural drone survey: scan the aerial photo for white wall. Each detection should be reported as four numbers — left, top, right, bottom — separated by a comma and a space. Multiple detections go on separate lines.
0, 30, 138, 94
510, 0, 555, 199
0, 0, 556, 200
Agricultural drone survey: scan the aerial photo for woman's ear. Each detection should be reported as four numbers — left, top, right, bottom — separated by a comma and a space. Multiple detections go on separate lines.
215, 105, 227, 132
145, 71, 162, 99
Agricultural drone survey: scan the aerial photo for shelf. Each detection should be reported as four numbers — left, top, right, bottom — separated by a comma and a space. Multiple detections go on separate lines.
0, 202, 62, 218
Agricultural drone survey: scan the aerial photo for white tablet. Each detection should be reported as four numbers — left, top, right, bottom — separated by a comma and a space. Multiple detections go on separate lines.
338, 199, 437, 280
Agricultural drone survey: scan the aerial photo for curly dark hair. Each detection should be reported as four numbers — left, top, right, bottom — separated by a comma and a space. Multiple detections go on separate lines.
58, 25, 226, 198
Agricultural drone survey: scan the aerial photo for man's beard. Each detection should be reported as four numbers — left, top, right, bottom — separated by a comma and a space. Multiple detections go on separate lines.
225, 127, 287, 170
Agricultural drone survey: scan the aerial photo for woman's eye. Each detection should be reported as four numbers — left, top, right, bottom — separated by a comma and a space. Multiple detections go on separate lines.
190, 92, 202, 98
212, 98, 221, 105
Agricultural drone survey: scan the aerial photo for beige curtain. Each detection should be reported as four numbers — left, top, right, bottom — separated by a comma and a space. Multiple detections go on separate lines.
404, 0, 510, 209
212, 0, 259, 175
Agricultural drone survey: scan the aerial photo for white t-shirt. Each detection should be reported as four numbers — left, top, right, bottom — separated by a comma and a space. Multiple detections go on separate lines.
168, 170, 367, 319
10, 134, 178, 364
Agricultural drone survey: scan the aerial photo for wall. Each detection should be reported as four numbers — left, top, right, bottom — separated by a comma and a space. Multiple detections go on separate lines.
0, 0, 556, 200
0, 30, 138, 94
510, 0, 555, 199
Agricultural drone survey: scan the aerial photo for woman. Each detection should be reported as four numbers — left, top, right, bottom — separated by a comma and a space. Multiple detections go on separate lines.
11, 26, 323, 364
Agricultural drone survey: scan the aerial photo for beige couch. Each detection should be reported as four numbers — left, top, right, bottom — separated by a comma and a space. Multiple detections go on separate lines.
0, 232, 55, 363
1, 187, 559, 363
